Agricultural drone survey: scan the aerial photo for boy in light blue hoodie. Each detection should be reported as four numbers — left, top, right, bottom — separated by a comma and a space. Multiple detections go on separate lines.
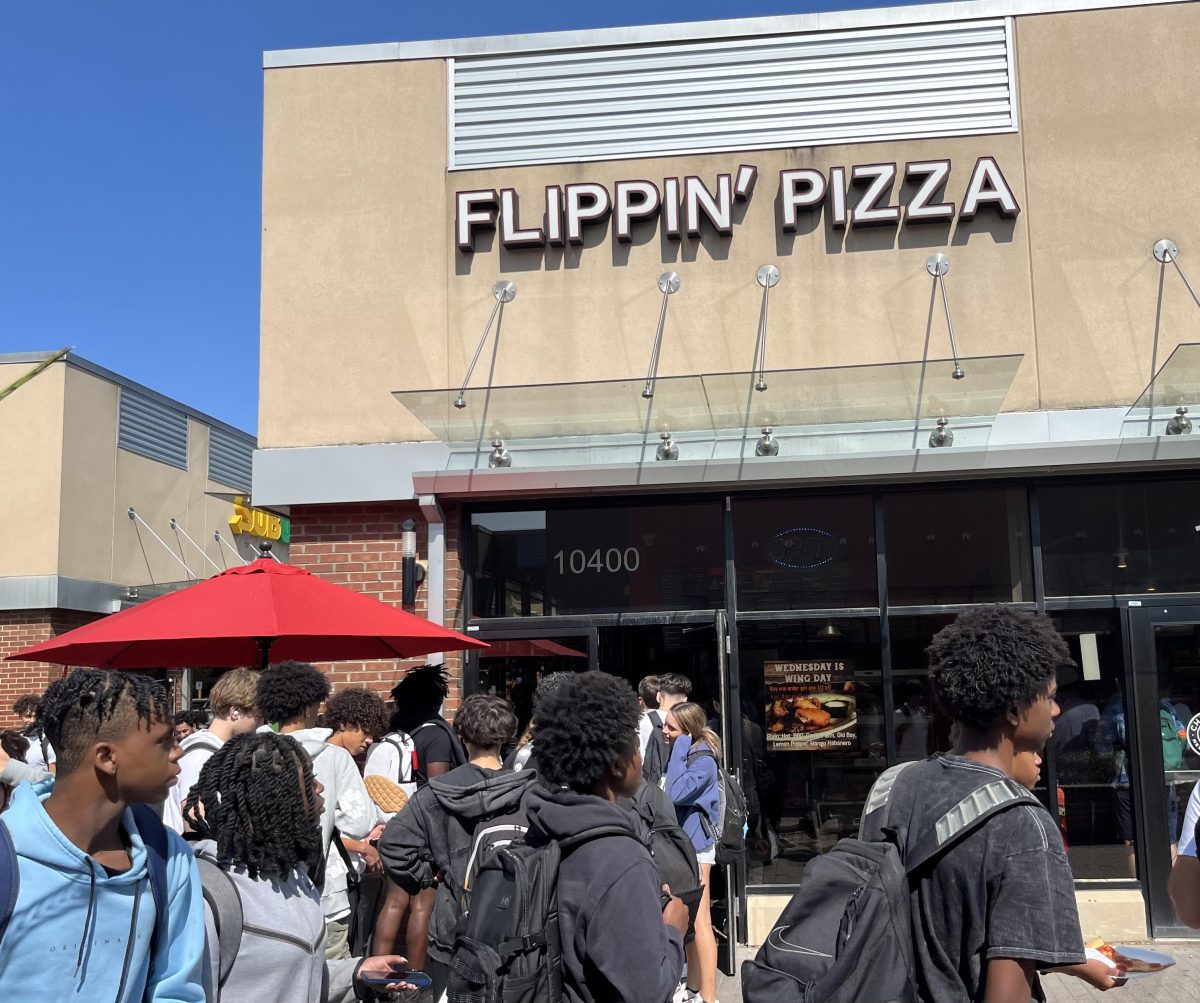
0, 669, 205, 1002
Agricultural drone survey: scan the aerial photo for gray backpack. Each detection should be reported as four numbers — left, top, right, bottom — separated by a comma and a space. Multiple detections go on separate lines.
741, 763, 1039, 1003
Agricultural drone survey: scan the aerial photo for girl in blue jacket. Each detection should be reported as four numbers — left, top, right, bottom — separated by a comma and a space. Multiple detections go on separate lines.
665, 702, 722, 1003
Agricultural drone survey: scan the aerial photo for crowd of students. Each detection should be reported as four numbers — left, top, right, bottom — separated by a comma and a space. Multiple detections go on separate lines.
1, 605, 1198, 1002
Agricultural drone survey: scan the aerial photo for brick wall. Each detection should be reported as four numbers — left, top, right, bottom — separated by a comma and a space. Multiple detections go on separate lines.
289, 501, 466, 711
0, 609, 102, 728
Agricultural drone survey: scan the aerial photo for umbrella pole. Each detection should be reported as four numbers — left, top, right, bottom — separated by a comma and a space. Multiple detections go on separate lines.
257, 638, 274, 670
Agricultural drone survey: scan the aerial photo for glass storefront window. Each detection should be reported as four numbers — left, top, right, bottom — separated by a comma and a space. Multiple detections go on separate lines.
888, 615, 956, 763
736, 617, 885, 885
1040, 479, 1200, 596
883, 486, 1033, 605
733, 495, 877, 611
1150, 624, 1200, 861
470, 503, 724, 616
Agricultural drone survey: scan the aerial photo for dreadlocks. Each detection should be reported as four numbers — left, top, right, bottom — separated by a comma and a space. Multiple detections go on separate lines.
183, 731, 324, 882
39, 669, 171, 775
390, 663, 449, 732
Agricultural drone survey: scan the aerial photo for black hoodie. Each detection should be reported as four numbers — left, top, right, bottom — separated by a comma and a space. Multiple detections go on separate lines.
378, 762, 538, 964
524, 784, 686, 1003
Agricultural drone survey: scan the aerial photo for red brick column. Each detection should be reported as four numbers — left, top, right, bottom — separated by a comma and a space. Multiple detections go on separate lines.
0, 609, 102, 728
289, 501, 466, 711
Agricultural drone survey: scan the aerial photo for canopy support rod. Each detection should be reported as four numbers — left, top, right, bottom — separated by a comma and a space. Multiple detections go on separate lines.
256, 637, 275, 670
454, 281, 516, 410
128, 507, 196, 579
170, 518, 222, 574
927, 254, 965, 380
751, 265, 780, 392
214, 530, 250, 566
642, 272, 680, 399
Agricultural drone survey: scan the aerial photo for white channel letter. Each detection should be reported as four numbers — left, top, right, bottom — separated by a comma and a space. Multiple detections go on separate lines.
904, 161, 955, 223
455, 190, 499, 252
544, 186, 564, 246
564, 183, 612, 244
684, 174, 733, 237
499, 189, 545, 248
779, 169, 827, 232
735, 164, 758, 199
850, 164, 900, 226
961, 157, 1021, 219
662, 177, 682, 239
828, 167, 848, 229
614, 181, 662, 242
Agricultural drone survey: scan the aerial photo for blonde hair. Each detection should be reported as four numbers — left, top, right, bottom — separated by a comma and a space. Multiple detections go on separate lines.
669, 702, 722, 763
209, 668, 261, 719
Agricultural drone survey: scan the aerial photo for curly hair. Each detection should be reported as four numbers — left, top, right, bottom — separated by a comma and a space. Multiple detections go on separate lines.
454, 694, 518, 749
183, 731, 324, 881
390, 664, 449, 732
325, 688, 389, 738
533, 672, 640, 792
656, 673, 692, 699
39, 669, 171, 775
12, 695, 40, 720
256, 661, 330, 727
174, 710, 208, 730
928, 606, 1072, 734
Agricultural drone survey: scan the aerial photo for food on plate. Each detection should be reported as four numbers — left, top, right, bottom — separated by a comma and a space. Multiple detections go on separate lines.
794, 704, 833, 730
1085, 939, 1170, 974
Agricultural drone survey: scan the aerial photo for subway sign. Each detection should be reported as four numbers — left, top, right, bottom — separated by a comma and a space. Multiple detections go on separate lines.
229, 497, 290, 544
455, 157, 1019, 253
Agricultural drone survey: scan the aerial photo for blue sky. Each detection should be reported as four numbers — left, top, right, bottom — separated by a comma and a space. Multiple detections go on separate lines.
1, 0, 915, 434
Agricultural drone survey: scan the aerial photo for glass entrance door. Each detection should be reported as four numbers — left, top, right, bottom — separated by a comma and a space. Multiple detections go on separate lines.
1127, 603, 1200, 936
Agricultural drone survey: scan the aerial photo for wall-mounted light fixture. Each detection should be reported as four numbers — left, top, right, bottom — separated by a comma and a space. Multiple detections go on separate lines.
488, 439, 512, 468
1115, 547, 1130, 570
755, 427, 779, 456
926, 254, 965, 380
401, 518, 426, 606
642, 272, 681, 399
928, 416, 954, 447
656, 431, 679, 461
1166, 406, 1193, 435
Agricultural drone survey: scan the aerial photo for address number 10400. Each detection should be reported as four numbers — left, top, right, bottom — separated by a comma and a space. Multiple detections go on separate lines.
553, 548, 641, 575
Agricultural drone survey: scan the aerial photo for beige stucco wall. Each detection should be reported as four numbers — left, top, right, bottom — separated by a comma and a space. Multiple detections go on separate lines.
258, 2, 1200, 449
0, 361, 67, 577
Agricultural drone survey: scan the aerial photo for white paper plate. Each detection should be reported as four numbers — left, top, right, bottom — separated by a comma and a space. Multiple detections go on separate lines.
1087, 945, 1175, 979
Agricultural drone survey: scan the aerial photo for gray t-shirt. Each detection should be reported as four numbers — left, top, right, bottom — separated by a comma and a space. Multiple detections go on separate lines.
888, 755, 1085, 1003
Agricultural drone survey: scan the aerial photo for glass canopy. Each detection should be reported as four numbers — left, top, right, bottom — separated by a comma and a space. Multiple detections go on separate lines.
394, 354, 1023, 446
1123, 343, 1200, 437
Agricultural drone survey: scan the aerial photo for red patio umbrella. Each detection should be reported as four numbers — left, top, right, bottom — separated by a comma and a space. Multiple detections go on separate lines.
6, 558, 487, 670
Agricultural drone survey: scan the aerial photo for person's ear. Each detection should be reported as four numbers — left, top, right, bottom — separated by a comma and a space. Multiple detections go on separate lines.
1006, 704, 1022, 728
94, 741, 119, 777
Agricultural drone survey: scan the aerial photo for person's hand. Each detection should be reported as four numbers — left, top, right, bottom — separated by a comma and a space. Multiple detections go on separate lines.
661, 884, 688, 936
1061, 958, 1127, 991
369, 823, 385, 841
355, 954, 419, 991
361, 842, 383, 875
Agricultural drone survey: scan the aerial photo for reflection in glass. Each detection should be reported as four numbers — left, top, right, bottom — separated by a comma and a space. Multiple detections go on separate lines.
888, 616, 956, 762
1040, 479, 1200, 597
470, 504, 724, 617
736, 618, 884, 885
1152, 625, 1200, 866
883, 486, 1032, 605
734, 495, 877, 611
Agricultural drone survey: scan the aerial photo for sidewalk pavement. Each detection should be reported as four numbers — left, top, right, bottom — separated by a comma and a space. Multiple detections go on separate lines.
716, 945, 1200, 1003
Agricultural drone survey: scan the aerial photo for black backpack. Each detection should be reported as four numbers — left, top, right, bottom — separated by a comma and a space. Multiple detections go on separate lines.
628, 781, 700, 902
741, 763, 1040, 1003
642, 711, 669, 787
447, 825, 635, 1003
686, 746, 749, 864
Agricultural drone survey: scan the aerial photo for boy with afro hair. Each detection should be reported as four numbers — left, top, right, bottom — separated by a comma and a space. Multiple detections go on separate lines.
522, 671, 688, 1003
874, 606, 1120, 1002
0, 669, 205, 1001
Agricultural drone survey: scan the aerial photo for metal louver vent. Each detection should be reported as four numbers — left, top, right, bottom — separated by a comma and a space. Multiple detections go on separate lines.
118, 390, 188, 471
450, 18, 1016, 169
208, 426, 254, 490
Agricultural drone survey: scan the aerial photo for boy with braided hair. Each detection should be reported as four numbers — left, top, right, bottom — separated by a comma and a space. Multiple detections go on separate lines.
0, 668, 205, 1002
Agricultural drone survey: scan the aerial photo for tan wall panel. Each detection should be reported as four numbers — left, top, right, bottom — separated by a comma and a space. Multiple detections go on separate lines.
0, 362, 66, 577
259, 60, 450, 448
110, 442, 197, 586
1016, 4, 1200, 410
57, 366, 119, 582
